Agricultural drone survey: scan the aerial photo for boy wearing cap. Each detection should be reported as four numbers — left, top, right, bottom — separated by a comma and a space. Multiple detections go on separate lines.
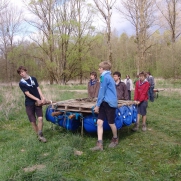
132, 71, 150, 131
90, 61, 118, 151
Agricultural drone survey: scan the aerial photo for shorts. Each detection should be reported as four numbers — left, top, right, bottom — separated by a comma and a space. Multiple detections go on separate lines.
138, 101, 148, 116
26, 105, 43, 122
98, 102, 116, 124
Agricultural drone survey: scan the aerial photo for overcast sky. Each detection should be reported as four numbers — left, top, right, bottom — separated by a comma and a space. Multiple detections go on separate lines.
12, 0, 134, 36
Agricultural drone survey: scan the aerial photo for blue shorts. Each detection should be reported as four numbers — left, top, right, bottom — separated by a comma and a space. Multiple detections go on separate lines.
138, 101, 148, 116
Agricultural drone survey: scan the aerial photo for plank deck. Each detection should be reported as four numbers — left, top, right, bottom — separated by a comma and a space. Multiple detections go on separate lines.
51, 98, 135, 113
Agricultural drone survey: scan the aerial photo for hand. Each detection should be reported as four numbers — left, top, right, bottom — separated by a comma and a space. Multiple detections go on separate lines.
134, 101, 140, 105
36, 99, 43, 106
41, 97, 46, 104
94, 106, 99, 113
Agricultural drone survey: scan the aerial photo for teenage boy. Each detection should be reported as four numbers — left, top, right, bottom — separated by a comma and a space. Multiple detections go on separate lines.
132, 71, 150, 131
87, 71, 100, 98
90, 61, 118, 151
146, 72, 155, 102
113, 71, 129, 100
124, 75, 134, 100
17, 66, 47, 142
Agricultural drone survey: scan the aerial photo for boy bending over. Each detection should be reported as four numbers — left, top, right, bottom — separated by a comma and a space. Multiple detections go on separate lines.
90, 61, 118, 151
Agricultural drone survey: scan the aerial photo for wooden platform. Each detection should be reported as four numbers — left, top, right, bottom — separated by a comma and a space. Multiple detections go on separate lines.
51, 98, 135, 113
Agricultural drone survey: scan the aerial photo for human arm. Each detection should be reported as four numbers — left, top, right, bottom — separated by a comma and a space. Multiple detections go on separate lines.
130, 79, 134, 90
96, 76, 107, 107
134, 81, 138, 101
150, 77, 155, 87
37, 87, 46, 104
95, 82, 100, 98
123, 83, 129, 100
87, 82, 91, 98
24, 91, 42, 105
139, 82, 150, 102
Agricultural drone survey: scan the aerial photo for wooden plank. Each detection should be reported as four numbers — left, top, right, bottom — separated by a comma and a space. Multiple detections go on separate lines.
52, 99, 136, 113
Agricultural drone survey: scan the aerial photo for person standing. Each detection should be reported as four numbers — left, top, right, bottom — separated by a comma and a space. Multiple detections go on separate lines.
113, 71, 129, 100
132, 71, 150, 131
124, 75, 133, 100
17, 66, 47, 142
90, 61, 118, 151
146, 72, 155, 102
87, 71, 100, 98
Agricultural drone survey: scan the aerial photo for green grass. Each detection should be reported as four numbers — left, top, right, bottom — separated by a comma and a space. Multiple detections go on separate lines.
155, 78, 181, 88
0, 85, 181, 180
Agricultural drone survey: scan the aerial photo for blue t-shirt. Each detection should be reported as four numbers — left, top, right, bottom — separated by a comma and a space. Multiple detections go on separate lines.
19, 76, 41, 106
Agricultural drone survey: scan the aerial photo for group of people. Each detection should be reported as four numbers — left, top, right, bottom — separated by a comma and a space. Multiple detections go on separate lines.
17, 61, 154, 151
88, 71, 134, 101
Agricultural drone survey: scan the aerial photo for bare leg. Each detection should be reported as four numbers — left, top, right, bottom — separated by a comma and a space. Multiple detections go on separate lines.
37, 117, 43, 132
90, 119, 104, 151
109, 123, 117, 138
137, 114, 140, 125
97, 119, 103, 140
30, 122, 38, 134
142, 115, 146, 125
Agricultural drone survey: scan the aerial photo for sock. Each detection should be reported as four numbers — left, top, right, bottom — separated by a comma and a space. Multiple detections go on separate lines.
38, 130, 43, 136
98, 140, 103, 144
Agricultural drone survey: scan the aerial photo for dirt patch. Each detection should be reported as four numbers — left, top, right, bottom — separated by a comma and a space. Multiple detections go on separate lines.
23, 164, 46, 172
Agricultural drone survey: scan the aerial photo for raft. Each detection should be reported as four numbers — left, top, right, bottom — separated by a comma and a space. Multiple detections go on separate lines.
45, 98, 137, 133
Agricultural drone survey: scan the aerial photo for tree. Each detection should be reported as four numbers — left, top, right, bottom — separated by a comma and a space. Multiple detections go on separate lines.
117, 0, 156, 73
93, 0, 116, 63
156, 0, 181, 78
0, 3, 24, 83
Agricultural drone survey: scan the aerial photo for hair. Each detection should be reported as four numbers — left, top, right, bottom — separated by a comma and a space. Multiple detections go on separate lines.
126, 75, 130, 78
90, 71, 97, 79
139, 71, 147, 77
113, 71, 121, 78
147, 72, 151, 75
17, 66, 27, 74
99, 61, 111, 70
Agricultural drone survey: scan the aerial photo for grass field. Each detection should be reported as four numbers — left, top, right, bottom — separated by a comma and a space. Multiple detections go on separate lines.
0, 82, 181, 181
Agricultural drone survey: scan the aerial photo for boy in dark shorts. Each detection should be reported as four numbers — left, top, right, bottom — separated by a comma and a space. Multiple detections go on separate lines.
132, 71, 150, 131
17, 66, 47, 142
90, 61, 118, 151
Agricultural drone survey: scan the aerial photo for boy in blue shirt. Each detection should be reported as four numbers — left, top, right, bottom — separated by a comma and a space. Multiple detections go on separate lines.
90, 61, 118, 151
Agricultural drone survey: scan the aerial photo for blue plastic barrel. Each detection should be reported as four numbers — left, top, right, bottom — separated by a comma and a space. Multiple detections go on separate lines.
115, 108, 123, 129
83, 114, 111, 133
119, 106, 132, 126
58, 112, 81, 131
130, 105, 138, 123
45, 106, 81, 131
45, 105, 58, 124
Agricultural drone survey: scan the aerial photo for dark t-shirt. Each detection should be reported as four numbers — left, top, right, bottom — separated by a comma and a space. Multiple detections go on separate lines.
19, 76, 41, 106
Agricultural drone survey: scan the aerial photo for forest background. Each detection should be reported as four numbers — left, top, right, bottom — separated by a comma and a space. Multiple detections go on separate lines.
0, 0, 181, 85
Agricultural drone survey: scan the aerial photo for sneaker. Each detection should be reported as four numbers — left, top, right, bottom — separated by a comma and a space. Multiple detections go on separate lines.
108, 138, 118, 148
38, 132, 47, 143
142, 124, 147, 131
38, 136, 47, 142
90, 141, 103, 151
132, 123, 139, 131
